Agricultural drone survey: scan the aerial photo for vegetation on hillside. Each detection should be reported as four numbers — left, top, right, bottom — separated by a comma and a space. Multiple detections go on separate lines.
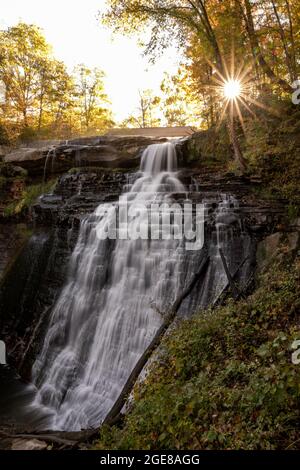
243, 103, 300, 216
0, 161, 56, 220
95, 242, 300, 450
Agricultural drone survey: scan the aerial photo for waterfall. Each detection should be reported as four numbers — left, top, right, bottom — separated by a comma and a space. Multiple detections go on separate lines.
43, 148, 56, 182
30, 142, 189, 431
0, 141, 254, 431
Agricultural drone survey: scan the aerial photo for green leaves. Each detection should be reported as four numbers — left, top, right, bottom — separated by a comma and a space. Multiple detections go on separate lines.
95, 250, 300, 450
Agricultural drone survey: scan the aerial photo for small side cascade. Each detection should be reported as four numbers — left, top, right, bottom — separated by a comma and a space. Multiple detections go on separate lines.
43, 148, 56, 182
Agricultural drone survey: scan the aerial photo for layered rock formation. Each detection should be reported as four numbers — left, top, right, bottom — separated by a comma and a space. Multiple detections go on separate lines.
0, 134, 296, 439
3, 136, 168, 175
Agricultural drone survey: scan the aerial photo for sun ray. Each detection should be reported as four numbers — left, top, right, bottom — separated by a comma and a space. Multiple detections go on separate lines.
245, 95, 280, 116
217, 98, 231, 129
237, 95, 257, 119
236, 63, 255, 83
203, 50, 278, 135
234, 99, 246, 134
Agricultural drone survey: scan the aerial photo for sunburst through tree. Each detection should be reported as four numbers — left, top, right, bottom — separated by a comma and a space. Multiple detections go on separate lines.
202, 56, 278, 171
208, 57, 278, 134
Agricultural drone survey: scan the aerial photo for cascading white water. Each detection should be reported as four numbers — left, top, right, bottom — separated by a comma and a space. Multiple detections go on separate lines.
31, 142, 188, 431
43, 147, 57, 182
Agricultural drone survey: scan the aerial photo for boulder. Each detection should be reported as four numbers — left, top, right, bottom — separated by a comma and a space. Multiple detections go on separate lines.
287, 232, 299, 251
290, 217, 300, 231
4, 147, 50, 174
0, 163, 27, 178
11, 438, 48, 450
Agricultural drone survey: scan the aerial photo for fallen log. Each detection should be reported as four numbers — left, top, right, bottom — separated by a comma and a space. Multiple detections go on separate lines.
0, 427, 102, 449
213, 254, 249, 306
102, 252, 210, 427
219, 248, 241, 299
0, 432, 78, 448
172, 253, 210, 312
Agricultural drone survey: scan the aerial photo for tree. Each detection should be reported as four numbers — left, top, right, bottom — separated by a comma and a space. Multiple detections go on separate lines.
237, 0, 293, 92
0, 23, 52, 126
74, 65, 114, 133
138, 89, 161, 127
0, 22, 114, 140
34, 58, 75, 132
102, 1, 248, 170
0, 22, 81, 139
122, 89, 161, 128
160, 69, 202, 127
42, 62, 80, 139
103, 0, 300, 170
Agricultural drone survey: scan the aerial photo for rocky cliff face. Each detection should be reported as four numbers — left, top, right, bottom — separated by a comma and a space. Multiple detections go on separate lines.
0, 164, 290, 378
3, 136, 168, 175
0, 169, 128, 377
0, 133, 296, 440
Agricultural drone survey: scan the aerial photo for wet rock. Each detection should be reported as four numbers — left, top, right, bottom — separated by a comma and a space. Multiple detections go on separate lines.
0, 168, 130, 382
180, 169, 287, 236
0, 163, 27, 178
4, 136, 168, 176
0, 224, 31, 281
11, 438, 48, 450
4, 147, 49, 173
0, 155, 291, 432
33, 170, 127, 225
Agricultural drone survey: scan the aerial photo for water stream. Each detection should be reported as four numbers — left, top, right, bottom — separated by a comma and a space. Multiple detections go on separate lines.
0, 142, 253, 431
31, 143, 193, 430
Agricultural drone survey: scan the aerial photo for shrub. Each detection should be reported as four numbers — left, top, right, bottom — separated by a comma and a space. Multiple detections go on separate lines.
95, 253, 300, 450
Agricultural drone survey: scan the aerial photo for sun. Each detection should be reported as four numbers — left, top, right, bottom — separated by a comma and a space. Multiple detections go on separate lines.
205, 54, 277, 133
223, 79, 241, 100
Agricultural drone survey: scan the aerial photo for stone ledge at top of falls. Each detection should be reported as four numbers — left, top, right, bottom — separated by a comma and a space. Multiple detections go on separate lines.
3, 135, 169, 175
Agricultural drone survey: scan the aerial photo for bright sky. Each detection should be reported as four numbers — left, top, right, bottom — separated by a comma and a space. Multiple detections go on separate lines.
0, 0, 180, 122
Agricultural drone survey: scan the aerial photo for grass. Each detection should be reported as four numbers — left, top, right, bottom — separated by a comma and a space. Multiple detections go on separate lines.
95, 245, 300, 450
3, 179, 57, 218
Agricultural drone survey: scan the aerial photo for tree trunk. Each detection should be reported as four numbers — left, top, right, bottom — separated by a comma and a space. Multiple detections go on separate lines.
285, 0, 297, 81
22, 109, 28, 127
241, 0, 293, 93
140, 97, 146, 128
227, 116, 247, 172
271, 0, 294, 82
38, 94, 44, 131
192, 0, 247, 171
